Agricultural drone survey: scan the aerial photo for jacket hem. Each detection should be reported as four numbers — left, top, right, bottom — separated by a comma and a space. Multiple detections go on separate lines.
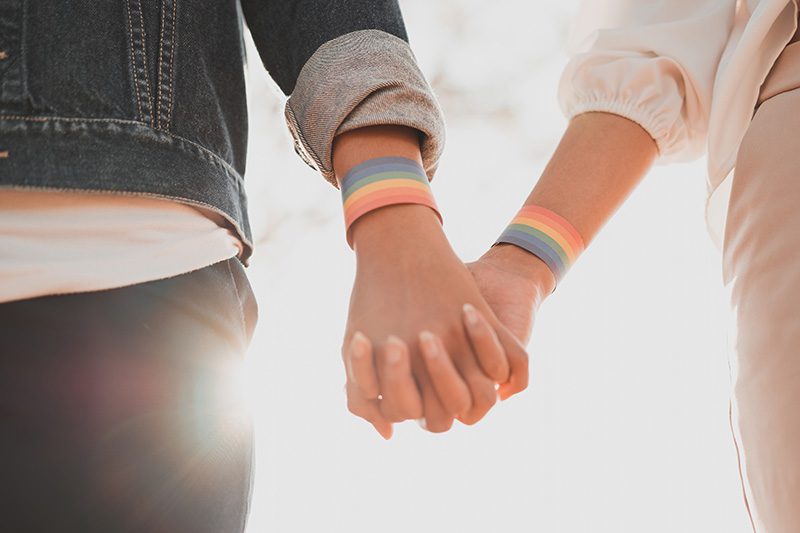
0, 115, 254, 265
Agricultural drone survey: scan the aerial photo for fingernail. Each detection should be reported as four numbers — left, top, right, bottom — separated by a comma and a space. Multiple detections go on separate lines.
419, 331, 438, 356
463, 303, 479, 327
385, 336, 403, 364
352, 331, 367, 357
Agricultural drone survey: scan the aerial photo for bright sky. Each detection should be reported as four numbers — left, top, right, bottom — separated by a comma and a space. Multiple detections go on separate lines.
239, 2, 751, 531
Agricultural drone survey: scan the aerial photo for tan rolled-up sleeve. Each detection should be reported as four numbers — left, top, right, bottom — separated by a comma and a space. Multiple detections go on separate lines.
284, 29, 445, 186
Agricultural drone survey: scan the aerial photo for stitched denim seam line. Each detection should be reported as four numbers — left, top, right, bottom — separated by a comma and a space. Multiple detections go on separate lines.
155, 0, 177, 131
123, 0, 143, 120
133, 0, 155, 126
156, 0, 178, 131
167, 0, 177, 129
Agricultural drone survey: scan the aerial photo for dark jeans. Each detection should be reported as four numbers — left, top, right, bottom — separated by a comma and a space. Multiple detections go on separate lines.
0, 257, 258, 532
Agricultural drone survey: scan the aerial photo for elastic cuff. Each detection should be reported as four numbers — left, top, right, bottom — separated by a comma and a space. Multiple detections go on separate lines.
285, 29, 445, 187
565, 98, 667, 157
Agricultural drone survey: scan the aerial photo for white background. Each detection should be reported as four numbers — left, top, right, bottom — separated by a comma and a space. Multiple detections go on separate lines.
239, 1, 751, 531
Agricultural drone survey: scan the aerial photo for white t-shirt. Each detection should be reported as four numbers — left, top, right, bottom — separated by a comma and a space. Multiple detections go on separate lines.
0, 190, 244, 304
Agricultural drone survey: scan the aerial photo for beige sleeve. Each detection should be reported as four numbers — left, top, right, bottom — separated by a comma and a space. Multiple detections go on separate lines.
558, 0, 736, 162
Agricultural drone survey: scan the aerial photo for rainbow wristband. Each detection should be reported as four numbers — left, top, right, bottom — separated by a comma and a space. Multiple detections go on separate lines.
494, 205, 585, 285
340, 156, 442, 247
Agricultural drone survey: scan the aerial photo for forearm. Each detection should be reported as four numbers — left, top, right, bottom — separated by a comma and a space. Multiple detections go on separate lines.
487, 112, 658, 292
523, 112, 657, 244
332, 125, 421, 178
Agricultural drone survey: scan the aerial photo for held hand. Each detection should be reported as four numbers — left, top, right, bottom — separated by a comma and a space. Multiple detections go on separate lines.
343, 303, 521, 437
343, 204, 529, 435
466, 244, 555, 346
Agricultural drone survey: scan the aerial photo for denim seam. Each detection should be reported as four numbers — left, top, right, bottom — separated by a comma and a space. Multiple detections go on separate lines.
135, 0, 154, 124
167, 0, 178, 129
156, 0, 165, 128
124, 0, 155, 126
123, 0, 143, 120
0, 114, 245, 188
155, 0, 177, 131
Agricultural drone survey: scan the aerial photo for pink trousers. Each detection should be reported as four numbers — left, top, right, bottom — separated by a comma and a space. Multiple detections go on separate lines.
723, 39, 800, 532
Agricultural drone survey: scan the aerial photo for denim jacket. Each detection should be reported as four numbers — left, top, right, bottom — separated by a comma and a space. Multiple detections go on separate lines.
0, 1, 445, 264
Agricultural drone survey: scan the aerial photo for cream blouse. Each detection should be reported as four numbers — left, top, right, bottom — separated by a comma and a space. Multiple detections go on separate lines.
558, 0, 799, 248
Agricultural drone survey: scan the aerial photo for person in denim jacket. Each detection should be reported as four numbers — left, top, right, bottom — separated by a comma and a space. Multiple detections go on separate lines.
0, 2, 529, 531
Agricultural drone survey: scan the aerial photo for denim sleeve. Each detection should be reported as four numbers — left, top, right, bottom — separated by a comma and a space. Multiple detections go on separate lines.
239, 0, 445, 186
239, 0, 408, 95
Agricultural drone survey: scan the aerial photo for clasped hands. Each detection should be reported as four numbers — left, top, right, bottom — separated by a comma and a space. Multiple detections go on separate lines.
341, 203, 553, 438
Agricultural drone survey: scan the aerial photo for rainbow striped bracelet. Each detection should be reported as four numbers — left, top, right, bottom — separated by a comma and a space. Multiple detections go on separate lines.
340, 156, 442, 246
494, 205, 585, 285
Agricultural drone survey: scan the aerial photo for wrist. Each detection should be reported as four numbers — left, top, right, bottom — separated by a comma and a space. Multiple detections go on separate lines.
351, 203, 448, 261
333, 126, 443, 251
480, 243, 556, 296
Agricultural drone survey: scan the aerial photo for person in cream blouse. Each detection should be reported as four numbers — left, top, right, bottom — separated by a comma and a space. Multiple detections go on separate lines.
554, 1, 800, 530
560, 0, 798, 247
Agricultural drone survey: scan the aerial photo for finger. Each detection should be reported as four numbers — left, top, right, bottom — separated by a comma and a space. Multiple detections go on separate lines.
376, 336, 424, 422
409, 346, 455, 433
347, 331, 380, 400
419, 377, 455, 433
494, 326, 530, 400
419, 330, 472, 417
452, 349, 498, 426
346, 381, 393, 440
462, 303, 510, 383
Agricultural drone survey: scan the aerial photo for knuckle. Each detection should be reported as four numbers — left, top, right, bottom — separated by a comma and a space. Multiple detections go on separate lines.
425, 417, 454, 433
